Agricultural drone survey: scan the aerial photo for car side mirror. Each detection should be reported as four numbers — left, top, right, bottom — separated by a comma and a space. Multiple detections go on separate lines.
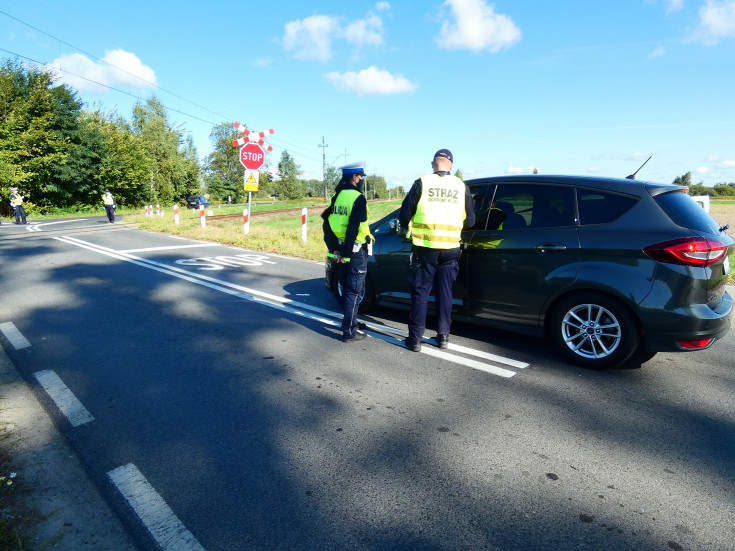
388, 218, 401, 233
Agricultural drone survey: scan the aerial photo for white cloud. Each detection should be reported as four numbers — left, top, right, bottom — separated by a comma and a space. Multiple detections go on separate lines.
695, 166, 710, 174
283, 15, 339, 62
690, 0, 735, 45
649, 46, 666, 58
722, 160, 735, 167
324, 66, 417, 96
665, 0, 685, 13
344, 13, 384, 48
283, 10, 387, 62
436, 0, 521, 53
253, 57, 272, 68
51, 49, 156, 93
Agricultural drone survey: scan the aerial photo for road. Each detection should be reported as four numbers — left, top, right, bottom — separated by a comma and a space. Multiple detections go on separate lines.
1, 217, 733, 551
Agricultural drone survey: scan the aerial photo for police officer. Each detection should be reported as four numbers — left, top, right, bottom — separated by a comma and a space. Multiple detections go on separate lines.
102, 189, 116, 223
399, 149, 475, 352
322, 162, 373, 342
9, 187, 27, 225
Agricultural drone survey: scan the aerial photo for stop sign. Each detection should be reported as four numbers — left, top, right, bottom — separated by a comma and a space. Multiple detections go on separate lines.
239, 142, 265, 170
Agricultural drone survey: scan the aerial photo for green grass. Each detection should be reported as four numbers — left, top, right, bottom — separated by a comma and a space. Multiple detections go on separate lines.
130, 200, 403, 262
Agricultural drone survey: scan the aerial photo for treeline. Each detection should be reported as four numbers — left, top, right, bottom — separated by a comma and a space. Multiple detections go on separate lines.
0, 59, 394, 217
676, 173, 735, 197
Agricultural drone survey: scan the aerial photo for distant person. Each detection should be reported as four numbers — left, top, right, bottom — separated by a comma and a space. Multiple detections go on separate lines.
322, 161, 373, 343
102, 189, 116, 223
399, 149, 475, 352
9, 186, 27, 225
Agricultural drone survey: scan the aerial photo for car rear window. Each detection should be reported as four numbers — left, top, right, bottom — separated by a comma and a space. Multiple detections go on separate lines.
577, 189, 639, 225
654, 190, 721, 234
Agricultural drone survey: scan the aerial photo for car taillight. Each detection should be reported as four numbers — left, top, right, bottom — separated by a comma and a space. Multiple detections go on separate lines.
643, 237, 729, 267
677, 338, 714, 350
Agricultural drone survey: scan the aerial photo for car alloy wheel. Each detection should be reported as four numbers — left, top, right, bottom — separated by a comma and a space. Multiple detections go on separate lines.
551, 292, 639, 369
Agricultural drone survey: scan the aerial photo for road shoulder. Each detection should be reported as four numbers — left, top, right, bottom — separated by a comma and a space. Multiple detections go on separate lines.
0, 346, 137, 550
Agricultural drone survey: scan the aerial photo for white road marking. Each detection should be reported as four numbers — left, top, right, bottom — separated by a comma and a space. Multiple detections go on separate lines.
119, 243, 219, 253
25, 219, 87, 232
0, 322, 31, 350
108, 463, 205, 551
53, 235, 527, 377
33, 370, 95, 427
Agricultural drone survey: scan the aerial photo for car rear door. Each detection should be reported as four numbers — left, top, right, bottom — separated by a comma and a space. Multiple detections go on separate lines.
462, 182, 580, 328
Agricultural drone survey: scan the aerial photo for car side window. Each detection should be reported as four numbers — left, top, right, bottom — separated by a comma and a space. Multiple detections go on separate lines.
492, 184, 575, 229
577, 189, 638, 225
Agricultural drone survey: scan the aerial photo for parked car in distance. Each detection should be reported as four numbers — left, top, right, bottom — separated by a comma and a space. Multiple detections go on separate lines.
186, 195, 210, 209
325, 175, 734, 369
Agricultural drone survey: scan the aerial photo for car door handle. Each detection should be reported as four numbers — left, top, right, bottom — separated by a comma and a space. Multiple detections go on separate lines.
535, 242, 567, 253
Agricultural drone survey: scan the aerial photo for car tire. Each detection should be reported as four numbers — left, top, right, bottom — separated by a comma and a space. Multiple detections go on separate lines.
332, 270, 374, 313
550, 292, 640, 369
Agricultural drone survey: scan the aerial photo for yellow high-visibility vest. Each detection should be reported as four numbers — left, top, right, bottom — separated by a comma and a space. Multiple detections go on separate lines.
10, 193, 23, 206
328, 189, 372, 245
411, 173, 466, 249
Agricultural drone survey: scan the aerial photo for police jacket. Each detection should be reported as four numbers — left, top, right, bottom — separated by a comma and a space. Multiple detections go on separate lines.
398, 172, 476, 249
321, 181, 370, 259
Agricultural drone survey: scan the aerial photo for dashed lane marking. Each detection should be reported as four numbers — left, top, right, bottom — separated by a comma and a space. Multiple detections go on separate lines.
108, 463, 205, 551
54, 235, 527, 377
0, 321, 31, 350
33, 370, 95, 427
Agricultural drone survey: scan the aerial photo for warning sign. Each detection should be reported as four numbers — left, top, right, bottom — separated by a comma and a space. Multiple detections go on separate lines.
244, 170, 260, 192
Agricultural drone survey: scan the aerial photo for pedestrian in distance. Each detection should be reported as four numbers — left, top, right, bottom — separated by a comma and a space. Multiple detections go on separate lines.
322, 161, 374, 343
102, 189, 116, 223
9, 186, 27, 225
398, 149, 476, 352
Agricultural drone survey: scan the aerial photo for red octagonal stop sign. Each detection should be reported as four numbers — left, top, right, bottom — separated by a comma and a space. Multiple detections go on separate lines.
239, 142, 265, 170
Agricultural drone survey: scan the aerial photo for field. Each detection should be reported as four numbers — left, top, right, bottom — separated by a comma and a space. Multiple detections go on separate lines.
709, 201, 735, 233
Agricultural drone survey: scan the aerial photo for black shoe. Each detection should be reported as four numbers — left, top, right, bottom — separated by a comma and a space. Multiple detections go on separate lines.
343, 332, 367, 343
404, 338, 421, 352
435, 334, 449, 349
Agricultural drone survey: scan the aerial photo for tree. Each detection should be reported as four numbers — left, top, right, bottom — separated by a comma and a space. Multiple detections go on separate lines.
0, 60, 74, 212
276, 150, 303, 200
365, 173, 387, 199
688, 184, 710, 196
131, 96, 200, 204
673, 172, 692, 187
453, 169, 464, 181
81, 109, 150, 208
203, 122, 242, 201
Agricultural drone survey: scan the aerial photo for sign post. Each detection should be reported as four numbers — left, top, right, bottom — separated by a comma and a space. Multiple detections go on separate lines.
232, 122, 274, 234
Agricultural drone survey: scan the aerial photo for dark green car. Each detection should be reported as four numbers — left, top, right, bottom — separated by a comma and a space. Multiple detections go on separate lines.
325, 175, 733, 368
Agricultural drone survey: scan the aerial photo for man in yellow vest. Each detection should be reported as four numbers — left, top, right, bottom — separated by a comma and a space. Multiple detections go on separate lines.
9, 187, 27, 225
102, 189, 116, 223
322, 162, 372, 342
399, 149, 475, 352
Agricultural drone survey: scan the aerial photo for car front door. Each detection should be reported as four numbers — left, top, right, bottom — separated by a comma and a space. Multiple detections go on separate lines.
463, 182, 580, 329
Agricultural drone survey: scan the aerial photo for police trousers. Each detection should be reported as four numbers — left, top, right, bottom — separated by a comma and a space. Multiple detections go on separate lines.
407, 246, 460, 342
339, 246, 368, 338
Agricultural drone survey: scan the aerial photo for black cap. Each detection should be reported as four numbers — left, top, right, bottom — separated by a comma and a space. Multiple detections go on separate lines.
434, 149, 453, 163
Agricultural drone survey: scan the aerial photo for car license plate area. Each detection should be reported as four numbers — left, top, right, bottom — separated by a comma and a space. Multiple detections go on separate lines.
724, 256, 730, 275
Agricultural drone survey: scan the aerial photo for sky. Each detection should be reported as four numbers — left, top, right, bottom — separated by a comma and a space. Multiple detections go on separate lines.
1, 0, 734, 190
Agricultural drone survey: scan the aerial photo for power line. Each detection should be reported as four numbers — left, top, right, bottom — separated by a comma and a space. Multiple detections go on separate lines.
0, 9, 324, 165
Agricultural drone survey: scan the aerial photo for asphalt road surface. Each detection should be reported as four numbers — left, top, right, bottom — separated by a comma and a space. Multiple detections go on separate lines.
1, 218, 733, 551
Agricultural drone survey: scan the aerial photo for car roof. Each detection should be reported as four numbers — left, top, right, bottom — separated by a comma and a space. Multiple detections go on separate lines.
463, 174, 686, 196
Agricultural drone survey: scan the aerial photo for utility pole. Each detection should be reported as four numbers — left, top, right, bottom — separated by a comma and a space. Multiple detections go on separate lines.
319, 137, 328, 199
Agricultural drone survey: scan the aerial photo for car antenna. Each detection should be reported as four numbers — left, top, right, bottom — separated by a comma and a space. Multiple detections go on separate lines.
626, 156, 651, 180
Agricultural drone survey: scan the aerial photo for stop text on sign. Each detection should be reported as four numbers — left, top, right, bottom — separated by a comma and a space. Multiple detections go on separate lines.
239, 142, 265, 170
